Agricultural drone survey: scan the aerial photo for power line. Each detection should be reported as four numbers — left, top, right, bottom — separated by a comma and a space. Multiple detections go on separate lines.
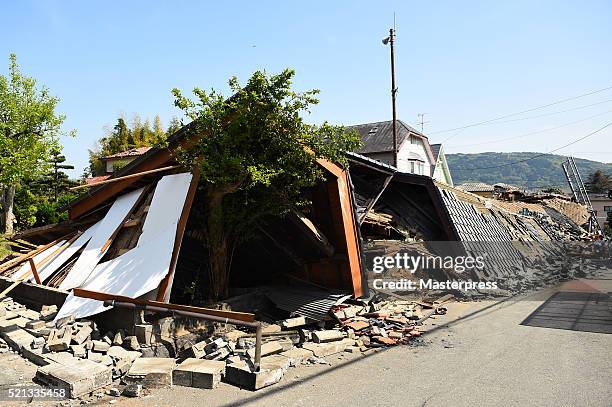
452, 121, 612, 171
431, 85, 612, 136
448, 109, 612, 148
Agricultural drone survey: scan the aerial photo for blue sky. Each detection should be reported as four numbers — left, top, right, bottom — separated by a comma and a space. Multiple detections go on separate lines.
2, 0, 611, 176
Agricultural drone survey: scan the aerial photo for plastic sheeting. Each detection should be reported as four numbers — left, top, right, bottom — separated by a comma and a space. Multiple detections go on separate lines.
58, 188, 145, 290
28, 221, 100, 284
55, 172, 192, 320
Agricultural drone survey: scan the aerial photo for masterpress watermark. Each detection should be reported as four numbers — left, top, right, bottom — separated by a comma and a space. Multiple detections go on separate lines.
0, 386, 68, 401
370, 252, 499, 292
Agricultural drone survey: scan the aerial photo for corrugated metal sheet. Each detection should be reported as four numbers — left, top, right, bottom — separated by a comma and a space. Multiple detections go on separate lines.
264, 286, 351, 321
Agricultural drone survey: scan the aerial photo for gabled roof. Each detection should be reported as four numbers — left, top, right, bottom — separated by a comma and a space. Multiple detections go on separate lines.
347, 120, 422, 153
102, 147, 152, 160
430, 144, 442, 162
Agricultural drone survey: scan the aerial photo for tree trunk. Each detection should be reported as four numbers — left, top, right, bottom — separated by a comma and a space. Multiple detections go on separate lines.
0, 185, 16, 235
206, 190, 230, 300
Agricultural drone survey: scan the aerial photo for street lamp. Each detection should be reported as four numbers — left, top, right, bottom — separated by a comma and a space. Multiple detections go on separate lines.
382, 28, 398, 168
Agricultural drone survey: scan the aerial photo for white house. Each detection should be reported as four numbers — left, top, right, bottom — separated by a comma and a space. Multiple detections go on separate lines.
347, 120, 453, 185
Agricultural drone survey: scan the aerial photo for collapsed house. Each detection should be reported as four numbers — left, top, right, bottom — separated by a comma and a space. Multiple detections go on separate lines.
0, 124, 608, 398
1, 123, 366, 320
348, 152, 608, 295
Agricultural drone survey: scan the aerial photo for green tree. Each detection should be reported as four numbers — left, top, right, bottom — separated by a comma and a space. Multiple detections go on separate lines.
586, 170, 611, 194
166, 117, 182, 136
0, 54, 71, 235
172, 69, 361, 299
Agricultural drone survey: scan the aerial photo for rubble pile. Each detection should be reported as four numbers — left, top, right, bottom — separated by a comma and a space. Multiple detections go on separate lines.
0, 294, 451, 398
0, 297, 144, 398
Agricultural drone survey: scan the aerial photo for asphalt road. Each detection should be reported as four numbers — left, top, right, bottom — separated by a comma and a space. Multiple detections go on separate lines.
121, 279, 612, 407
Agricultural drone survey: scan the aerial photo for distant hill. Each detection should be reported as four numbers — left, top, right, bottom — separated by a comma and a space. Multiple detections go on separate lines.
446, 152, 612, 190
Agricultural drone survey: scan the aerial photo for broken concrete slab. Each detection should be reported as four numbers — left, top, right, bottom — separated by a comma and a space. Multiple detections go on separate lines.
125, 357, 175, 386
36, 359, 112, 398
302, 339, 354, 357
224, 360, 284, 391
0, 316, 30, 332
173, 358, 225, 389
246, 341, 284, 359
1, 326, 37, 351
280, 347, 314, 366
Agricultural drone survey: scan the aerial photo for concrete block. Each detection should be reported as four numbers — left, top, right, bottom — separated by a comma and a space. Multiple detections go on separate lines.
134, 324, 154, 346
246, 341, 283, 359
113, 358, 132, 378
312, 330, 344, 343
87, 351, 103, 363
70, 345, 86, 358
280, 347, 314, 366
224, 361, 283, 390
280, 316, 311, 329
71, 325, 92, 345
113, 330, 125, 346
0, 316, 30, 332
224, 330, 248, 342
107, 345, 130, 360
25, 320, 46, 330
302, 339, 353, 357
17, 309, 41, 320
183, 340, 207, 359
205, 346, 230, 361
125, 335, 140, 351
47, 336, 70, 352
173, 358, 225, 389
262, 324, 281, 334
122, 383, 142, 397
1, 326, 37, 351
91, 340, 110, 352
36, 359, 112, 399
55, 315, 74, 329
204, 337, 227, 354
125, 357, 175, 386
31, 336, 46, 349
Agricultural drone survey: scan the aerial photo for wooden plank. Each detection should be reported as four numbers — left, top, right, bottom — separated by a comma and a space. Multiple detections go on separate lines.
0, 233, 76, 298
29, 259, 41, 284
73, 288, 255, 322
156, 168, 200, 302
70, 165, 182, 191
0, 236, 67, 274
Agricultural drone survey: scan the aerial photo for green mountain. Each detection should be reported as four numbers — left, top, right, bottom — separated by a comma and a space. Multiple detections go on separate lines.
446, 152, 612, 190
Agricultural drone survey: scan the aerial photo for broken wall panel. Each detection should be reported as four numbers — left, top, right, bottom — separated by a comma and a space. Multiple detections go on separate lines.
58, 188, 145, 290
55, 173, 193, 320
29, 221, 100, 284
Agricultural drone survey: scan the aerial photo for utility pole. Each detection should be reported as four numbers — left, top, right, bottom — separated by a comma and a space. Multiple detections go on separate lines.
383, 28, 397, 167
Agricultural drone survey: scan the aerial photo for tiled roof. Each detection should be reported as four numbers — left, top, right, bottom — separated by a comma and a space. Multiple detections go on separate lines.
456, 182, 494, 192
102, 147, 152, 160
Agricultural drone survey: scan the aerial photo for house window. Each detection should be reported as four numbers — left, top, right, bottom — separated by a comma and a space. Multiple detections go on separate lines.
410, 162, 415, 173
604, 206, 612, 212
